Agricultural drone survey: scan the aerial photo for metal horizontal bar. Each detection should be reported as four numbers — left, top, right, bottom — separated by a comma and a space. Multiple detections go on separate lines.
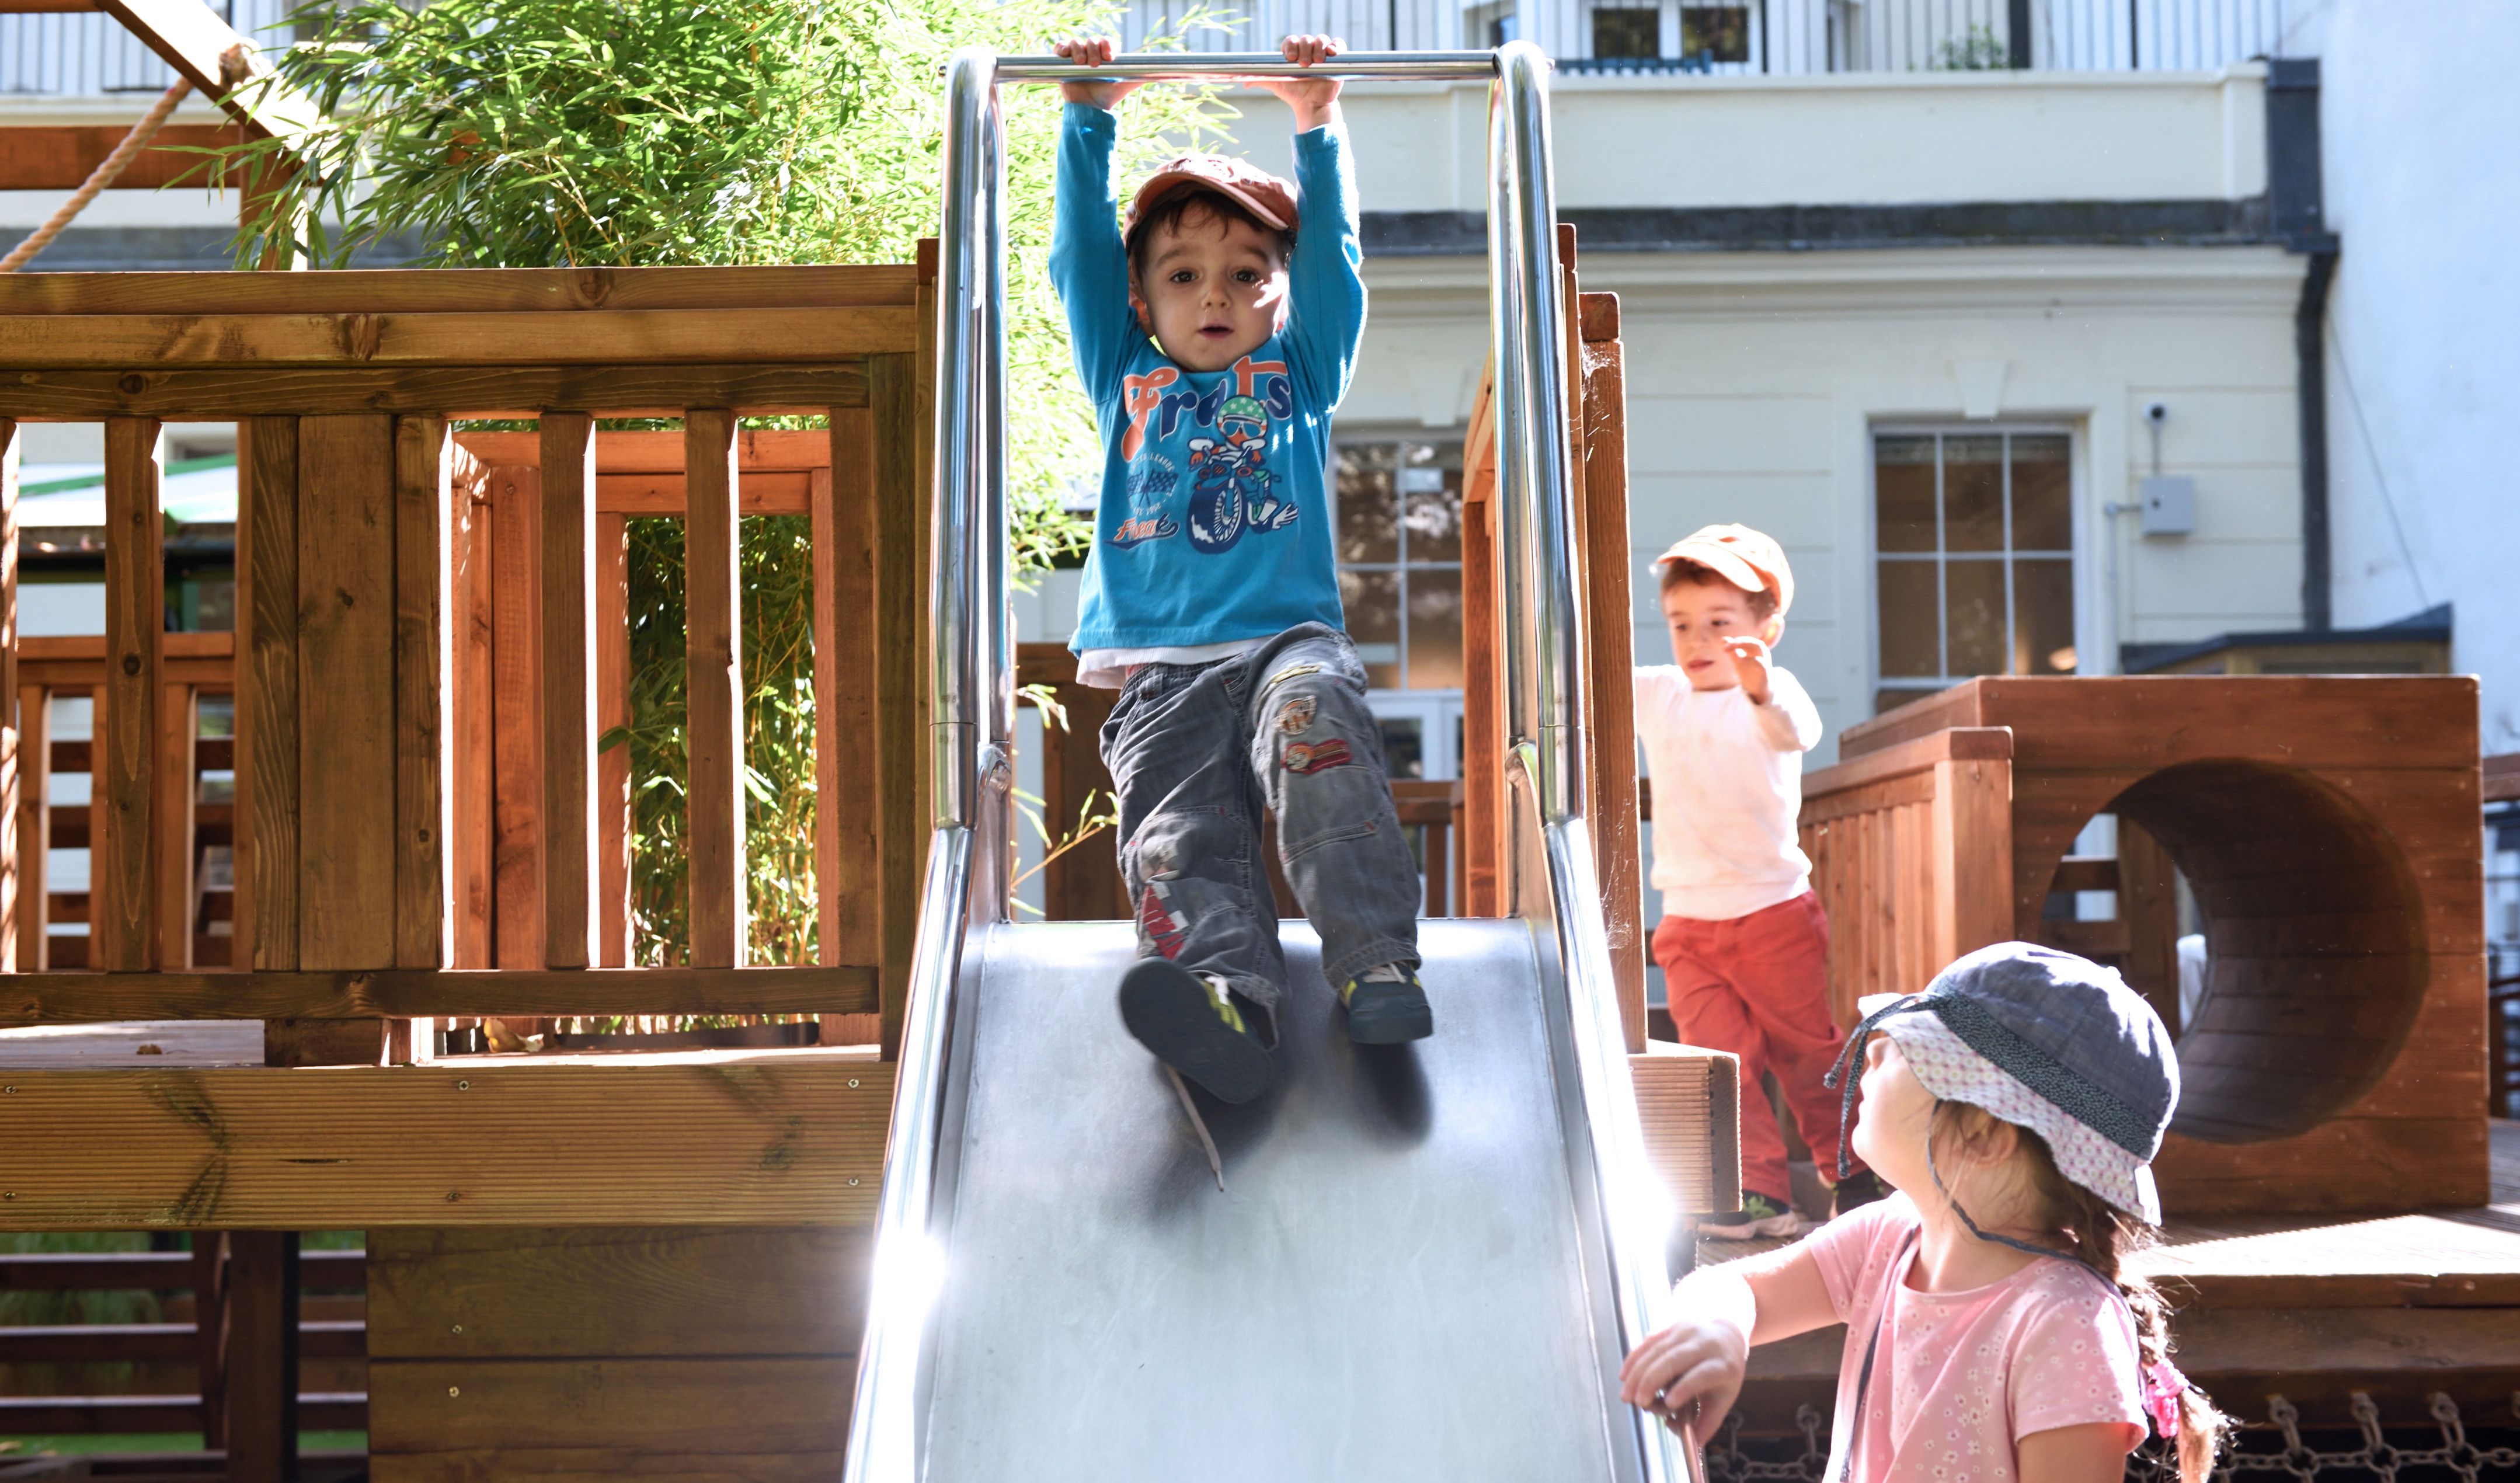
990, 50, 1497, 82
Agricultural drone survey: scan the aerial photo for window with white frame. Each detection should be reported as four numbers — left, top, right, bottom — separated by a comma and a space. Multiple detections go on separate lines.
1334, 438, 1466, 780
1872, 428, 2078, 714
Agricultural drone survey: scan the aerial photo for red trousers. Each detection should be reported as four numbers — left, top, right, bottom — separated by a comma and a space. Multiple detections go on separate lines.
1652, 890, 1860, 1202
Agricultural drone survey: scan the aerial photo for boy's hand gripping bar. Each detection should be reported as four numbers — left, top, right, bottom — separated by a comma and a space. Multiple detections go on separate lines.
988, 50, 1501, 82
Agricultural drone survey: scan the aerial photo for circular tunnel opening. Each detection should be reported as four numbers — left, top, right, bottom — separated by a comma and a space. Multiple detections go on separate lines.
2036, 760, 2429, 1144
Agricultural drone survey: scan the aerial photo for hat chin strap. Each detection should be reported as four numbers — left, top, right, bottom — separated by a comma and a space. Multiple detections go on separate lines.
1822, 993, 1923, 1181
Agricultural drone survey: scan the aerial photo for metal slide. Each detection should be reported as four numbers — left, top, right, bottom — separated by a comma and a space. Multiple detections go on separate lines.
842, 45, 1696, 1482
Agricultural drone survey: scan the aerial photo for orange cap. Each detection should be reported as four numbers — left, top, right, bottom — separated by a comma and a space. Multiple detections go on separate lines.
1124, 155, 1298, 251
1653, 523, 1794, 618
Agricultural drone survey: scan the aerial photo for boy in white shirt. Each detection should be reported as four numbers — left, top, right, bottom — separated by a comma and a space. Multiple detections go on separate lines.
1634, 525, 1878, 1239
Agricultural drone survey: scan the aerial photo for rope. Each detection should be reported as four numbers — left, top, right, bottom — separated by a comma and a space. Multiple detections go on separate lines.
0, 78, 195, 273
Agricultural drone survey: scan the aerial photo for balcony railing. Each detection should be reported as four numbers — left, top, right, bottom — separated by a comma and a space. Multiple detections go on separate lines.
1123, 0, 2289, 74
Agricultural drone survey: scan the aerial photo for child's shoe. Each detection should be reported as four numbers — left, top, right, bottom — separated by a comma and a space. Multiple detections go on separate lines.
1119, 959, 1272, 1105
1697, 1190, 1813, 1242
1340, 963, 1433, 1044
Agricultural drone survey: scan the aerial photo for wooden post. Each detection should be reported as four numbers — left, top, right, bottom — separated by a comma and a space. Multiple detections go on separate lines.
155, 683, 197, 969
223, 1230, 300, 1483
2118, 817, 2181, 1035
15, 684, 46, 970
489, 464, 546, 970
238, 418, 299, 972
684, 408, 744, 969
395, 417, 453, 973
450, 461, 497, 970
1576, 288, 1647, 1053
98, 416, 163, 972
1459, 366, 1505, 917
0, 417, 15, 972
294, 416, 397, 972
192, 1232, 229, 1452
595, 511, 631, 968
817, 412, 882, 977
872, 353, 924, 1059
540, 413, 597, 970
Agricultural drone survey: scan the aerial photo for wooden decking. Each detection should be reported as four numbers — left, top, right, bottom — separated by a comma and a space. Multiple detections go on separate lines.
1705, 1120, 2520, 1432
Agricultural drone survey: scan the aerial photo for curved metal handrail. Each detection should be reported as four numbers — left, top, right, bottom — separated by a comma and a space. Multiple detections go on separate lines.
845, 43, 1696, 1483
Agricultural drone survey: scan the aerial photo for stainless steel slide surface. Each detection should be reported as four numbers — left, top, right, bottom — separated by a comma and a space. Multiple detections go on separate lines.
919, 918, 1640, 1482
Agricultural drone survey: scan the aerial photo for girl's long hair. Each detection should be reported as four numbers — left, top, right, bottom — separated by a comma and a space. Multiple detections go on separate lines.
1927, 1103, 2230, 1483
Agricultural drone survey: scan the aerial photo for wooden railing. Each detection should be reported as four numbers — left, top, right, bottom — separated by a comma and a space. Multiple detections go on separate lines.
1797, 726, 2014, 1026
0, 258, 935, 1061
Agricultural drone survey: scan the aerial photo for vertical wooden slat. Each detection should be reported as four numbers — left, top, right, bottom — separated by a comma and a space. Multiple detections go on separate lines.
15, 685, 45, 970
191, 1233, 228, 1451
596, 510, 631, 968
0, 417, 16, 971
395, 416, 453, 970
818, 415, 883, 970
1459, 365, 1504, 917
489, 464, 545, 969
684, 408, 744, 969
295, 415, 397, 970
98, 416, 162, 972
2119, 815, 2181, 1035
872, 352, 924, 1058
154, 683, 197, 969
539, 413, 597, 970
239, 416, 299, 971
1576, 288, 1646, 1052
223, 1230, 299, 1483
450, 461, 497, 969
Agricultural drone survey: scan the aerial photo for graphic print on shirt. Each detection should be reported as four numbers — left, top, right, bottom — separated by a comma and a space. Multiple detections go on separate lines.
1113, 355, 1299, 555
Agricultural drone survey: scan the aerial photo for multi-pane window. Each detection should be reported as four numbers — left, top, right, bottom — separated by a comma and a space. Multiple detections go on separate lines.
1335, 441, 1465, 694
1873, 429, 2077, 713
1592, 6, 1660, 59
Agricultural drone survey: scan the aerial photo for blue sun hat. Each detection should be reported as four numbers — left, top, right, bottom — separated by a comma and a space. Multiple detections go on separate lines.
1823, 941, 2180, 1224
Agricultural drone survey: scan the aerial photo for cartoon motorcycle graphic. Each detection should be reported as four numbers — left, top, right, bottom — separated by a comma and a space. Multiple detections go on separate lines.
1184, 394, 1300, 553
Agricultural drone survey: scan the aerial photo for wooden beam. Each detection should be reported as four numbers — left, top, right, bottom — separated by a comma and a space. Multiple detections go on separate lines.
595, 513, 631, 969
1458, 364, 1503, 917
89, 0, 326, 146
0, 123, 238, 192
0, 308, 921, 368
488, 465, 544, 970
294, 415, 396, 970
0, 1058, 893, 1228
15, 684, 48, 971
870, 354, 923, 1059
238, 417, 297, 970
0, 966, 875, 1022
454, 428, 836, 474
684, 409, 745, 969
539, 415, 597, 970
222, 1229, 299, 1483
0, 264, 919, 316
0, 364, 874, 422
0, 417, 16, 973
395, 416, 451, 970
98, 416, 163, 972
153, 682, 197, 969
1575, 288, 1645, 1052
448, 459, 496, 970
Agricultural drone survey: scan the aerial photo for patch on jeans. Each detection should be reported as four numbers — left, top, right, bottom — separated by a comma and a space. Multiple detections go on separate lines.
1138, 879, 1191, 960
1274, 695, 1317, 734
1282, 738, 1352, 775
1267, 661, 1322, 688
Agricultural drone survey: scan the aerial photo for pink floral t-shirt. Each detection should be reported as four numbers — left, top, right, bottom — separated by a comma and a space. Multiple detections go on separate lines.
1805, 1194, 2146, 1482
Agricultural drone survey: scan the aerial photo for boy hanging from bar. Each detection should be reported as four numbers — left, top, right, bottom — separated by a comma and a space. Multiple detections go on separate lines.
1050, 34, 1429, 1105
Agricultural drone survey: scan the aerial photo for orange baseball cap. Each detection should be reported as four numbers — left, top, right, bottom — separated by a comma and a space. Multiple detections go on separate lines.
1653, 523, 1794, 618
1124, 155, 1298, 252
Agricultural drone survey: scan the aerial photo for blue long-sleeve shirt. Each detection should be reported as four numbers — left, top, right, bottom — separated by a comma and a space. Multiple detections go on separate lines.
1050, 102, 1366, 671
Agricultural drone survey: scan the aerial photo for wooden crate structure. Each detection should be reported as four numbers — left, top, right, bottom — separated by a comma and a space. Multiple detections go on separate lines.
1806, 676, 2488, 1214
0, 261, 932, 1480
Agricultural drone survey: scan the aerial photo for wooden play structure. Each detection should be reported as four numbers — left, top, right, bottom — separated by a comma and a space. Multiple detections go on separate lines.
0, 211, 1736, 1475
1804, 674, 2488, 1214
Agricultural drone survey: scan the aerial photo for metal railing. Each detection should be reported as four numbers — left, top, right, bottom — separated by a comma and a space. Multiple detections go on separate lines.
845, 40, 1697, 1483
1119, 0, 2289, 74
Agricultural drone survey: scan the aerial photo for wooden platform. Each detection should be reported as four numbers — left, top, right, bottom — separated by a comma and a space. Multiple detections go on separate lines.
1705, 1120, 2520, 1432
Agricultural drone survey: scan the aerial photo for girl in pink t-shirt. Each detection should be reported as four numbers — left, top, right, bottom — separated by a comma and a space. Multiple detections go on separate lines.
1620, 942, 2232, 1482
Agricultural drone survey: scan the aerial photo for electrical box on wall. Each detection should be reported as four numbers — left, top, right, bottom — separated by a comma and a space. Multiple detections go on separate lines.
2139, 475, 2196, 536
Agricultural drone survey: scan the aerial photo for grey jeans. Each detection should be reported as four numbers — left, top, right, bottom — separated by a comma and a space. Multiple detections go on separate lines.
1101, 624, 1423, 1039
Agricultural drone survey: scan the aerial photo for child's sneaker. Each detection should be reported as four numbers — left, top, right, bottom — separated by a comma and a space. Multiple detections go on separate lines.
1697, 1190, 1813, 1242
1340, 963, 1433, 1044
1119, 959, 1272, 1104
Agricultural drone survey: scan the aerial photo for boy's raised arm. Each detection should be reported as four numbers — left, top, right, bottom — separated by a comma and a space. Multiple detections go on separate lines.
1049, 100, 1143, 405
1282, 116, 1367, 410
